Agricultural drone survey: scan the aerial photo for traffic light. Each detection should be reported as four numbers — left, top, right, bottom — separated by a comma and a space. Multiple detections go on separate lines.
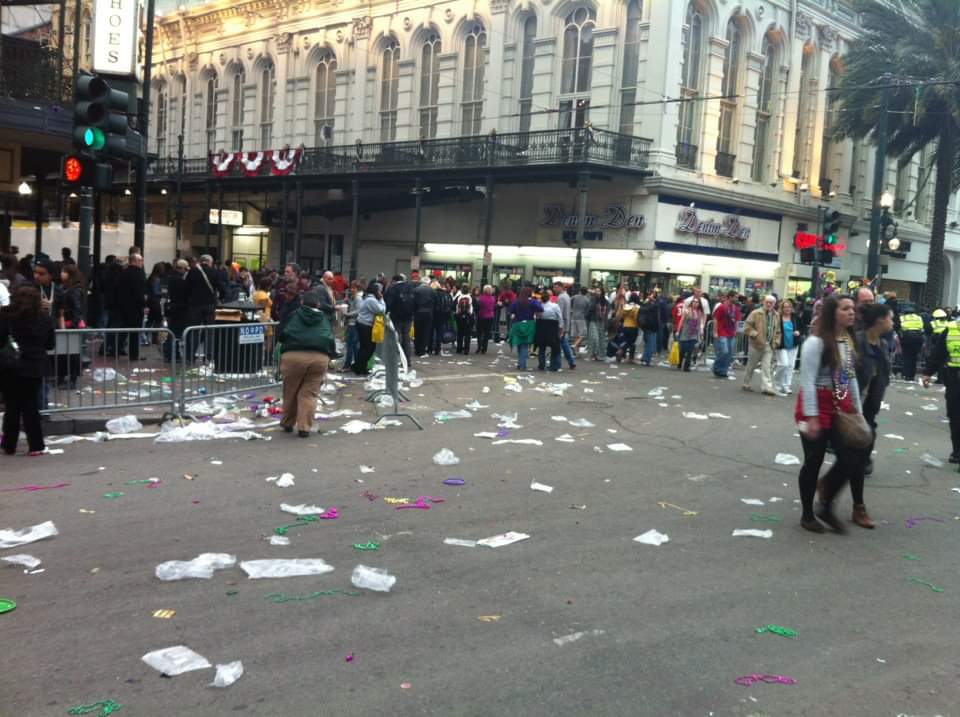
73, 73, 131, 160
824, 210, 841, 251
62, 154, 112, 191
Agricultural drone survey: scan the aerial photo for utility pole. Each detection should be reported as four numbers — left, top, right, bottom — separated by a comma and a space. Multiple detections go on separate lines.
77, 187, 92, 272
812, 205, 825, 298
866, 73, 892, 284
175, 133, 184, 250
134, 0, 157, 252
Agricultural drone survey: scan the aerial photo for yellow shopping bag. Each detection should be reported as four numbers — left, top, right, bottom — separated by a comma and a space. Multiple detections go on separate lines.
372, 315, 385, 343
668, 340, 680, 366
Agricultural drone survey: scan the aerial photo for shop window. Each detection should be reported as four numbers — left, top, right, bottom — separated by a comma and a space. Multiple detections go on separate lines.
708, 276, 741, 296
677, 2, 704, 169
205, 75, 218, 153
259, 60, 276, 148
155, 83, 167, 158
461, 24, 487, 136
314, 52, 337, 146
559, 7, 595, 129
793, 46, 815, 180
494, 266, 525, 292
380, 40, 400, 141
745, 278, 773, 297
752, 35, 777, 182
518, 16, 537, 137
231, 71, 245, 151
532, 267, 573, 287
618, 0, 642, 136
716, 17, 743, 177
423, 264, 473, 285
419, 33, 442, 139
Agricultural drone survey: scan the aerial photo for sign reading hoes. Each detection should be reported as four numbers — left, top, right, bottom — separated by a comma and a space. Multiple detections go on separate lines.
93, 0, 140, 78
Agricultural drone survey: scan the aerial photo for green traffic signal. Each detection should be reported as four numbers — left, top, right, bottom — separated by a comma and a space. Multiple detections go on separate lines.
80, 127, 106, 150
825, 233, 838, 245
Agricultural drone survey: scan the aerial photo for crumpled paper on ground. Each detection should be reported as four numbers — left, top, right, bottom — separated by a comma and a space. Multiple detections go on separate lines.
267, 473, 295, 488
155, 553, 237, 581
732, 529, 773, 539
433, 448, 460, 465
210, 661, 244, 688
0, 521, 58, 550
154, 420, 266, 443
280, 503, 323, 515
774, 453, 801, 466
239, 558, 335, 579
633, 529, 669, 546
2, 554, 42, 569
142, 645, 212, 676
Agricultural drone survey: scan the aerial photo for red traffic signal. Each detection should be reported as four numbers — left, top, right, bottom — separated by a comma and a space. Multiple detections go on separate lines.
64, 156, 83, 183
62, 154, 113, 190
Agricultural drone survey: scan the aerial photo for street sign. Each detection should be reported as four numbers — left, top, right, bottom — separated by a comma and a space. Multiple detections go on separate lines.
93, 0, 140, 78
238, 325, 266, 345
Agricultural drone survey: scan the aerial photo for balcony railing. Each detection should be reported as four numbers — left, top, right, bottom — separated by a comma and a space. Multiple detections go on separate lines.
0, 37, 71, 104
676, 142, 698, 170
148, 127, 652, 180
715, 151, 736, 178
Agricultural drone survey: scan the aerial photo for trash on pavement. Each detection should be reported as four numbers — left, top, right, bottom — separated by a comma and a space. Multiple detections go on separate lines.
0, 598, 16, 614
266, 589, 360, 602
657, 501, 698, 516
351, 564, 397, 592
210, 661, 244, 688
607, 443, 632, 452
66, 698, 122, 715
530, 481, 554, 493
756, 624, 797, 637
266, 473, 295, 487
734, 673, 797, 686
708, 413, 732, 419
922, 453, 945, 468
905, 516, 945, 528
154, 421, 267, 443
0, 482, 70, 492
152, 609, 176, 619
280, 503, 324, 516
473, 432, 498, 439
492, 412, 522, 428
681, 412, 709, 420
240, 559, 335, 579
568, 418, 595, 428
477, 532, 530, 548
352, 541, 380, 551
155, 553, 237, 581
465, 401, 489, 410
633, 529, 669, 546
339, 420, 379, 434
92, 368, 117, 382
105, 415, 143, 434
884, 434, 905, 440
478, 615, 501, 622
141, 645, 212, 676
492, 438, 544, 446
732, 529, 774, 539
750, 513, 781, 523
432, 448, 460, 465
2, 554, 42, 570
0, 520, 58, 549
555, 434, 575, 443
359, 465, 376, 473
740, 498, 765, 506
433, 410, 473, 422
443, 478, 466, 486
774, 453, 801, 466
907, 577, 944, 592
553, 629, 605, 646
443, 538, 477, 547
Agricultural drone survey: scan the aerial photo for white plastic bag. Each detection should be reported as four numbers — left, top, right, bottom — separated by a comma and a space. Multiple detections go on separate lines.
432, 448, 460, 465
633, 529, 670, 546
530, 482, 554, 493
266, 473, 295, 488
0, 521, 58, 549
351, 564, 397, 592
279, 503, 324, 516
774, 453, 801, 466
239, 558, 334, 579
732, 529, 773, 539
2, 554, 42, 569
105, 415, 143, 435
210, 661, 244, 688
141, 645, 212, 676
155, 553, 236, 581
477, 531, 530, 548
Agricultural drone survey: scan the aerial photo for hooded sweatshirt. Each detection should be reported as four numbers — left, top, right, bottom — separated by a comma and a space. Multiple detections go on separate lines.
279, 305, 336, 356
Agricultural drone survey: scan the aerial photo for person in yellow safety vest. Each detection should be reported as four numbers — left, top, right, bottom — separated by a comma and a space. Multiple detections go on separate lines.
931, 308, 950, 335
898, 307, 930, 382
923, 320, 960, 463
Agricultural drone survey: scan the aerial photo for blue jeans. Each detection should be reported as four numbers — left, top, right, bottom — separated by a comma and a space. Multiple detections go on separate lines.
560, 335, 576, 367
517, 343, 529, 369
713, 336, 734, 376
343, 325, 359, 369
641, 330, 658, 364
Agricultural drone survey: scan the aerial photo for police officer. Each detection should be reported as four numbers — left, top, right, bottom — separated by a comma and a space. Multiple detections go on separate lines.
923, 320, 960, 463
898, 305, 929, 381
931, 308, 950, 336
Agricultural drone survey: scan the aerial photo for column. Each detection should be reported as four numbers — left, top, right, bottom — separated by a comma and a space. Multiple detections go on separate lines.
779, 38, 806, 181
529, 38, 556, 132
274, 42, 291, 148
485, 4, 508, 133
281, 181, 289, 264
700, 37, 727, 176
348, 179, 360, 280
348, 20, 371, 143
640, 1, 684, 166
738, 52, 763, 181
217, 183, 224, 260
436, 53, 457, 137
295, 181, 304, 263
807, 48, 831, 194
588, 28, 617, 131
480, 171, 494, 286
396, 59, 415, 140
334, 69, 351, 145
412, 177, 423, 260
771, 63, 790, 184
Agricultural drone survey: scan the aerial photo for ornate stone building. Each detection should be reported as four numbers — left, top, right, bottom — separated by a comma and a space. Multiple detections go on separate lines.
144, 0, 960, 303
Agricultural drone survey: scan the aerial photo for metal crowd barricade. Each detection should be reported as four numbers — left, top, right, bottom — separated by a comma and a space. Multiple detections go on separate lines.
369, 316, 422, 430
178, 320, 280, 414
41, 327, 178, 416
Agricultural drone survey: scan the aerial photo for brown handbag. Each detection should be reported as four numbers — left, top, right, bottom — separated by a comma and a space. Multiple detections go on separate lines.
832, 404, 872, 449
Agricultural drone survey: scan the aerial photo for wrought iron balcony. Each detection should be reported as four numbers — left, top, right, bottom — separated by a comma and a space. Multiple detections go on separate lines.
0, 37, 71, 104
675, 142, 698, 170
715, 151, 736, 178
148, 127, 652, 180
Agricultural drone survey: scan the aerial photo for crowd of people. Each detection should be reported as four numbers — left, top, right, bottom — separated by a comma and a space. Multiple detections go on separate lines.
4, 248, 960, 539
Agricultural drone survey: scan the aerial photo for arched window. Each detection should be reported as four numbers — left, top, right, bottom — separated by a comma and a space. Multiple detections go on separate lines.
559, 7, 596, 128
461, 24, 487, 135
716, 17, 743, 177
380, 40, 400, 141
314, 52, 337, 145
205, 75, 218, 153
619, 0, 643, 136
819, 62, 840, 193
155, 83, 167, 158
793, 46, 815, 179
259, 60, 276, 148
518, 16, 537, 135
419, 32, 441, 139
752, 35, 776, 181
82, 11, 92, 66
231, 70, 245, 151
677, 2, 704, 168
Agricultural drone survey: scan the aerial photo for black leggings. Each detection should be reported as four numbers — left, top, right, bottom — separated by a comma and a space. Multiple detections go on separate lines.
352, 323, 375, 375
1, 377, 44, 453
798, 426, 868, 518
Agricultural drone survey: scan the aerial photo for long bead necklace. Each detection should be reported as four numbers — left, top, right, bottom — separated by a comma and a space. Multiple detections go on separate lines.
833, 335, 852, 402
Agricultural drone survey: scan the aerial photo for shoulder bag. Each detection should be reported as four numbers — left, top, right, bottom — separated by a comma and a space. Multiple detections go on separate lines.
0, 335, 21, 373
831, 341, 872, 450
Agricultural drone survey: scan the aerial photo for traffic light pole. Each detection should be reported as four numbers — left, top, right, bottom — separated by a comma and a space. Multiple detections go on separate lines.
134, 0, 158, 253
77, 187, 93, 273
811, 205, 825, 299
866, 73, 892, 285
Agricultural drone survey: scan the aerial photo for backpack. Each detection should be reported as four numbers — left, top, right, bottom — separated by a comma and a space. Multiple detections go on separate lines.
437, 290, 454, 315
390, 282, 416, 320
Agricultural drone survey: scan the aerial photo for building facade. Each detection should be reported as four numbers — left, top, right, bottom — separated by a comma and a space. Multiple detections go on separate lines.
145, 0, 960, 304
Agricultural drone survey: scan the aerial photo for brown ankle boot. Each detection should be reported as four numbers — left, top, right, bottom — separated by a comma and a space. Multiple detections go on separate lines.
852, 504, 875, 529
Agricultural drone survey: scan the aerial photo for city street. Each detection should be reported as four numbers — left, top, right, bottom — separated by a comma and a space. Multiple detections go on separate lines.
2, 347, 959, 717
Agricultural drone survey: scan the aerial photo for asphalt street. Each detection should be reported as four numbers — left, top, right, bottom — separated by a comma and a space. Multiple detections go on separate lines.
1, 345, 959, 717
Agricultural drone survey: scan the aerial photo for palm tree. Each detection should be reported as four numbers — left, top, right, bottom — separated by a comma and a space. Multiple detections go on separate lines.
832, 0, 960, 309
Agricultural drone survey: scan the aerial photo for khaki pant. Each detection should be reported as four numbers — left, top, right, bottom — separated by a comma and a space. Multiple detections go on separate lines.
743, 345, 775, 393
280, 351, 330, 432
